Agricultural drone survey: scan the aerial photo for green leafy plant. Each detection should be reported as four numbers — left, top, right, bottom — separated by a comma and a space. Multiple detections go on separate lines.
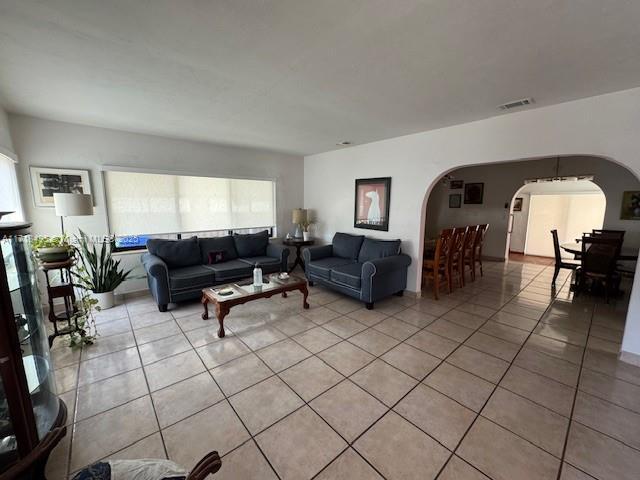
68, 292, 100, 348
31, 234, 72, 250
73, 230, 132, 293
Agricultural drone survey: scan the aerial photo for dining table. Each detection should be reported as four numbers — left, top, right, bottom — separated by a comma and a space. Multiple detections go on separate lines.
561, 241, 639, 261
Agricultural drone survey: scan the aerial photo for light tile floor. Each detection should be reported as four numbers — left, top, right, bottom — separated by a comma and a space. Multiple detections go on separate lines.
46, 262, 640, 479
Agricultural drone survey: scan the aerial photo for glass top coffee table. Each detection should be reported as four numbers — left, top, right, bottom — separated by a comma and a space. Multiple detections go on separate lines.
201, 273, 309, 338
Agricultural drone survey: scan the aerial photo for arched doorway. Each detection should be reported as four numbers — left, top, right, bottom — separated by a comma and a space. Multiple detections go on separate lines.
506, 179, 606, 262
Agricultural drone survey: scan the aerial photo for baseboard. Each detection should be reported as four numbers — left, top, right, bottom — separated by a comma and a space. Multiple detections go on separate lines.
620, 350, 640, 367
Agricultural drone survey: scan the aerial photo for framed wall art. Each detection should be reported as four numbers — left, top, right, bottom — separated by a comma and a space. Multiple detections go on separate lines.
449, 194, 461, 208
620, 191, 640, 220
513, 197, 523, 212
30, 167, 92, 207
354, 177, 391, 231
450, 180, 463, 189
464, 182, 484, 205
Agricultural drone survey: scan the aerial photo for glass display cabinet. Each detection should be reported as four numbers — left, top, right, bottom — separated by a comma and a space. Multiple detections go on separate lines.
0, 222, 67, 479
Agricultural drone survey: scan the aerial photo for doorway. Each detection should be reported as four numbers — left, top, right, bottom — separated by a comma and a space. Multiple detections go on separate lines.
507, 180, 606, 260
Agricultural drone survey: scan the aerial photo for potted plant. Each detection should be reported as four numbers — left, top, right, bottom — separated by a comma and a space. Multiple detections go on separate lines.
32, 234, 73, 263
301, 219, 315, 241
73, 230, 132, 310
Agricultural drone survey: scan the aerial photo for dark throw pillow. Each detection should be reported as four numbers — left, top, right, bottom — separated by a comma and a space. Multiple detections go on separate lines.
199, 236, 238, 263
233, 230, 269, 257
146, 237, 200, 269
207, 250, 225, 264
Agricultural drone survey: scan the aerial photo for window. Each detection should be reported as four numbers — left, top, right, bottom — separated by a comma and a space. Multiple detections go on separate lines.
0, 154, 23, 223
104, 170, 276, 249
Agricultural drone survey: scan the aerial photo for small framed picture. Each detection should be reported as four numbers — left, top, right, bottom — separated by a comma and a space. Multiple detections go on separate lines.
449, 194, 462, 208
354, 177, 391, 231
450, 180, 464, 189
30, 167, 92, 207
513, 197, 523, 212
464, 182, 484, 204
620, 191, 640, 220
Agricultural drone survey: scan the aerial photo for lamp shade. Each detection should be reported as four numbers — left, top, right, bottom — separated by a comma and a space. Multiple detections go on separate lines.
53, 193, 93, 217
292, 208, 307, 224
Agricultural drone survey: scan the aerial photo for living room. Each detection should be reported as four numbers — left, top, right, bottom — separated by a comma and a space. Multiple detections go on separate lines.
2, 2, 640, 479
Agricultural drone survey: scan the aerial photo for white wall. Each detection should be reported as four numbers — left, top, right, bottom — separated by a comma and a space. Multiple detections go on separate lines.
424, 157, 640, 260
304, 86, 640, 360
525, 193, 605, 257
0, 107, 16, 159
509, 193, 529, 253
9, 114, 304, 293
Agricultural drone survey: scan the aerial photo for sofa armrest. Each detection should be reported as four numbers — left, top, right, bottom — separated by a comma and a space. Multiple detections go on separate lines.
360, 254, 412, 303
267, 243, 290, 272
362, 254, 412, 277
141, 253, 171, 306
303, 244, 333, 264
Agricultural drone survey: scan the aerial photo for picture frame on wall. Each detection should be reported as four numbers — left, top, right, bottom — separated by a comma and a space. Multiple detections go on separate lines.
354, 177, 391, 231
449, 194, 461, 208
30, 166, 92, 207
464, 182, 484, 204
513, 197, 523, 212
620, 191, 640, 220
450, 180, 464, 189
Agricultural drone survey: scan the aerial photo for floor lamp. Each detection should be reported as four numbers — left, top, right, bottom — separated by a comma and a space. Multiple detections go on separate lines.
53, 193, 93, 235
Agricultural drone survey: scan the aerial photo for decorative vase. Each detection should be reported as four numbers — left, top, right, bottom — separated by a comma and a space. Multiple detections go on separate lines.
93, 291, 115, 310
303, 231, 311, 241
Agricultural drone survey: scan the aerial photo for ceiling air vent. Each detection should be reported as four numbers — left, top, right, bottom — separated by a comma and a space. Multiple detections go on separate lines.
498, 97, 534, 111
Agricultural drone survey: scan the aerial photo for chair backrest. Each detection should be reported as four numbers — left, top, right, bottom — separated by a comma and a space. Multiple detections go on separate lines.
448, 228, 466, 267
581, 235, 619, 276
592, 229, 625, 243
474, 224, 488, 256
463, 225, 477, 253
550, 229, 562, 263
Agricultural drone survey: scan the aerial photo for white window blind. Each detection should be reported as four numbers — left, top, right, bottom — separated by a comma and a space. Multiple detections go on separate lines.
0, 154, 23, 222
104, 170, 275, 236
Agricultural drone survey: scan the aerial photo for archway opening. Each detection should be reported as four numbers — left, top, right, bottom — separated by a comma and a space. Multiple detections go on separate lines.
506, 179, 606, 264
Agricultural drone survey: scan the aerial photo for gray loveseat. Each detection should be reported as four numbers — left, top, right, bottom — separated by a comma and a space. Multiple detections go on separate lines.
141, 230, 289, 311
303, 232, 411, 309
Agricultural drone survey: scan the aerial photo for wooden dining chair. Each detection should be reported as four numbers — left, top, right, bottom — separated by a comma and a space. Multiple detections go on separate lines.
577, 235, 621, 302
462, 225, 478, 282
470, 224, 488, 278
449, 227, 467, 289
550, 229, 580, 286
422, 230, 452, 300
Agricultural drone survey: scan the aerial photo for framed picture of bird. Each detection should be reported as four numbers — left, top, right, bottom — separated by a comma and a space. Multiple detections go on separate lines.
354, 177, 391, 231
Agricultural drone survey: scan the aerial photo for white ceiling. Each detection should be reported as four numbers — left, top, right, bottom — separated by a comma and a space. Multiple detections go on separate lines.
2, 1, 640, 156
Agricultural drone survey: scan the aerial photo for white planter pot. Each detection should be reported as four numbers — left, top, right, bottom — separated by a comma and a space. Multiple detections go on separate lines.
303, 232, 312, 241
93, 291, 115, 310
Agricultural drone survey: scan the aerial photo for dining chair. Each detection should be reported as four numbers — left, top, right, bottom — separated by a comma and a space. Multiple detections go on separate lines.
448, 227, 466, 290
577, 235, 621, 302
462, 225, 478, 282
550, 229, 580, 286
471, 224, 488, 278
422, 230, 452, 300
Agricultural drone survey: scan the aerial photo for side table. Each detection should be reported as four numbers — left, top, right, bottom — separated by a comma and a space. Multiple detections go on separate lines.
40, 259, 81, 346
282, 238, 315, 273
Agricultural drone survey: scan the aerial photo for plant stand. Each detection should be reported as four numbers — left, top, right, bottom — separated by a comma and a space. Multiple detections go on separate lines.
40, 259, 83, 347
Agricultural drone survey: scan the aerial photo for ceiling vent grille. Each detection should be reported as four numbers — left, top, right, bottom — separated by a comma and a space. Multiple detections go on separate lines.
499, 97, 534, 110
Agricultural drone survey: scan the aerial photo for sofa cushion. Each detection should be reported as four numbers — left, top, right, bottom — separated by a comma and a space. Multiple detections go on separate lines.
233, 230, 269, 257
204, 259, 253, 282
199, 236, 238, 263
307, 257, 355, 280
168, 265, 215, 290
147, 237, 200, 269
330, 263, 363, 289
239, 256, 281, 274
332, 233, 365, 259
358, 238, 402, 263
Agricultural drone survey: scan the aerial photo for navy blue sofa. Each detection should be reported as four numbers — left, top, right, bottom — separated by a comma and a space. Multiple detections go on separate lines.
303, 232, 411, 309
141, 230, 289, 311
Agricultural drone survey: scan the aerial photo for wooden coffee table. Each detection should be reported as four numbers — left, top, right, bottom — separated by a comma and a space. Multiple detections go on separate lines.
201, 274, 309, 338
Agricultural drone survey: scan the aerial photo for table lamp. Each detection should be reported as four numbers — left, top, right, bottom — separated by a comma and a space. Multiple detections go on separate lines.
292, 208, 307, 239
53, 193, 93, 235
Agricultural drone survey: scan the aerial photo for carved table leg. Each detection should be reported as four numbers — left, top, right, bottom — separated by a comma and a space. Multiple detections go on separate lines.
300, 285, 310, 309
201, 296, 209, 320
216, 304, 229, 338
282, 291, 288, 298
